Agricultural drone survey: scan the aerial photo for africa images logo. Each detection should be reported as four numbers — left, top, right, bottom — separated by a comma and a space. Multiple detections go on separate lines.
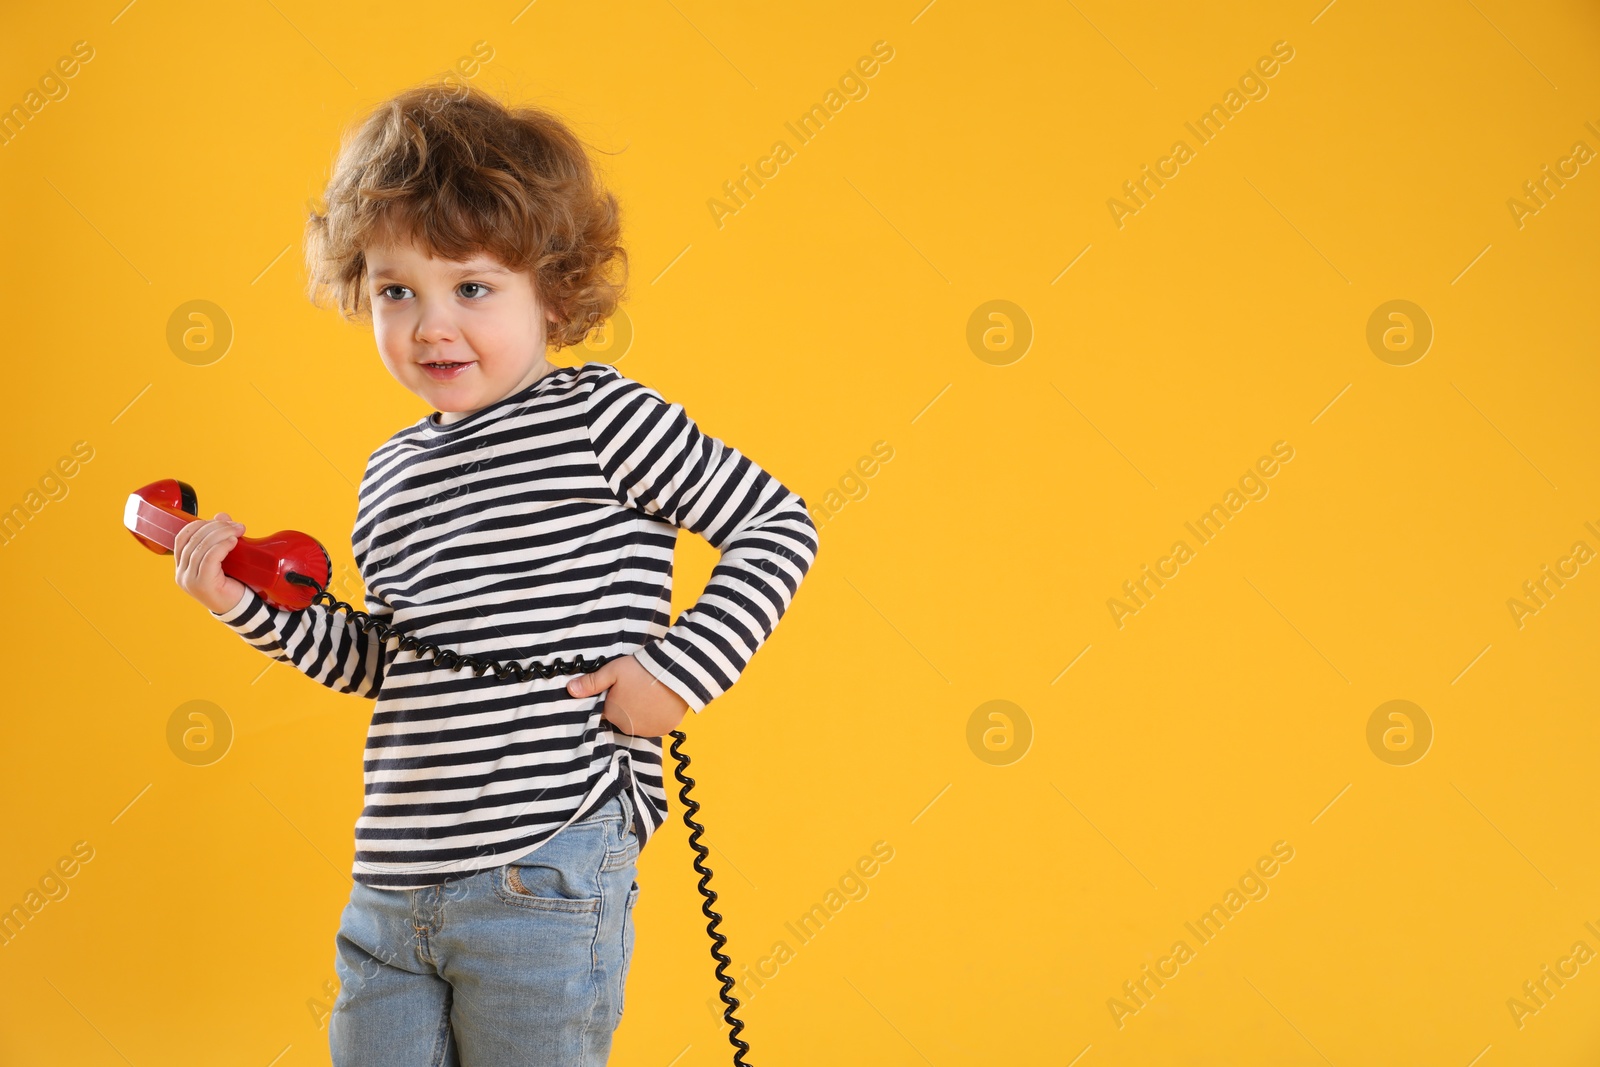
1106, 41, 1296, 230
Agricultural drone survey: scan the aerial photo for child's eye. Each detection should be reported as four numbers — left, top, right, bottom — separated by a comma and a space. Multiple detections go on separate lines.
459, 282, 491, 299
377, 284, 410, 301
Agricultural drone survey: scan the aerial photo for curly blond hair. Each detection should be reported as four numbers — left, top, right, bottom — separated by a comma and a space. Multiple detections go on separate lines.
304, 81, 627, 350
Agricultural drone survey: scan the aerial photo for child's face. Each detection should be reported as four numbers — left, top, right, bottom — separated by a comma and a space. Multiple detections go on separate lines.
365, 237, 560, 424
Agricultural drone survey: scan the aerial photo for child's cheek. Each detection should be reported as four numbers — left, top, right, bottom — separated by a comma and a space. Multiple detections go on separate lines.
373, 314, 410, 363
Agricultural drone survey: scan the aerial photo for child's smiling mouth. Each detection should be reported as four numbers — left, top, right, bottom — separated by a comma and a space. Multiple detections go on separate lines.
421, 360, 474, 381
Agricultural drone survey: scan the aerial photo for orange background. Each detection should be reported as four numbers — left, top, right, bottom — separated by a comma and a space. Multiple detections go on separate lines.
2, 1, 1598, 1064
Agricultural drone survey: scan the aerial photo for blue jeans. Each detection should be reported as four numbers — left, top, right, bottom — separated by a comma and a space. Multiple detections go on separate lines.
329, 791, 641, 1066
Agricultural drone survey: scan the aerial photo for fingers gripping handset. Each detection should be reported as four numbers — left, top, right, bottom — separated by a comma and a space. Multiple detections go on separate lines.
172, 513, 247, 614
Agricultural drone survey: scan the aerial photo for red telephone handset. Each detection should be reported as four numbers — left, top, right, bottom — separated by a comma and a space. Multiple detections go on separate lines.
122, 478, 331, 611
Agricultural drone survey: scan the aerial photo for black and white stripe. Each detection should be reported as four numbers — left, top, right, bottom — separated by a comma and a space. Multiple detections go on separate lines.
213, 361, 818, 889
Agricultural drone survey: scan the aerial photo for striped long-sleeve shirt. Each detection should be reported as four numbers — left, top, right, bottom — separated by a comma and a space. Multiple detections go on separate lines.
211, 362, 818, 889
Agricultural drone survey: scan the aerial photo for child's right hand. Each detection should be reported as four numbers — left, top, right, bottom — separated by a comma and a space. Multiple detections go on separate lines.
173, 511, 250, 615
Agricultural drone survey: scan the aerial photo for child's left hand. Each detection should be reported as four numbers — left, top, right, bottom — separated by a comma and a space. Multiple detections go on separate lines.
568, 653, 690, 736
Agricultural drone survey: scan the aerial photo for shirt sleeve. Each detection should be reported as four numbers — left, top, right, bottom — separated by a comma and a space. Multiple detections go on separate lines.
210, 582, 390, 699
583, 368, 819, 712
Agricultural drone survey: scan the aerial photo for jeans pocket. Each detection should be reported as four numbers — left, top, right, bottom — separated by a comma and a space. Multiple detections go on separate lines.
497, 824, 604, 914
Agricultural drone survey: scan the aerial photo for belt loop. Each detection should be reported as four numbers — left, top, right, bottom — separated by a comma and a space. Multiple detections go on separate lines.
620, 788, 634, 838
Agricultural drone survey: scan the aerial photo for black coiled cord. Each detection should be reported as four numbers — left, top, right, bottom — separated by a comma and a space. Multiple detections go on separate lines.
290, 578, 610, 680
287, 574, 753, 1063
669, 729, 753, 1066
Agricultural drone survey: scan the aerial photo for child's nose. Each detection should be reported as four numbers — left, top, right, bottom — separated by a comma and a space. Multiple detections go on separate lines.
413, 301, 457, 343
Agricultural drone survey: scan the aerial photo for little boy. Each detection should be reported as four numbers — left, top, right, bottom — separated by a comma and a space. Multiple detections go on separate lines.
172, 81, 817, 1064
